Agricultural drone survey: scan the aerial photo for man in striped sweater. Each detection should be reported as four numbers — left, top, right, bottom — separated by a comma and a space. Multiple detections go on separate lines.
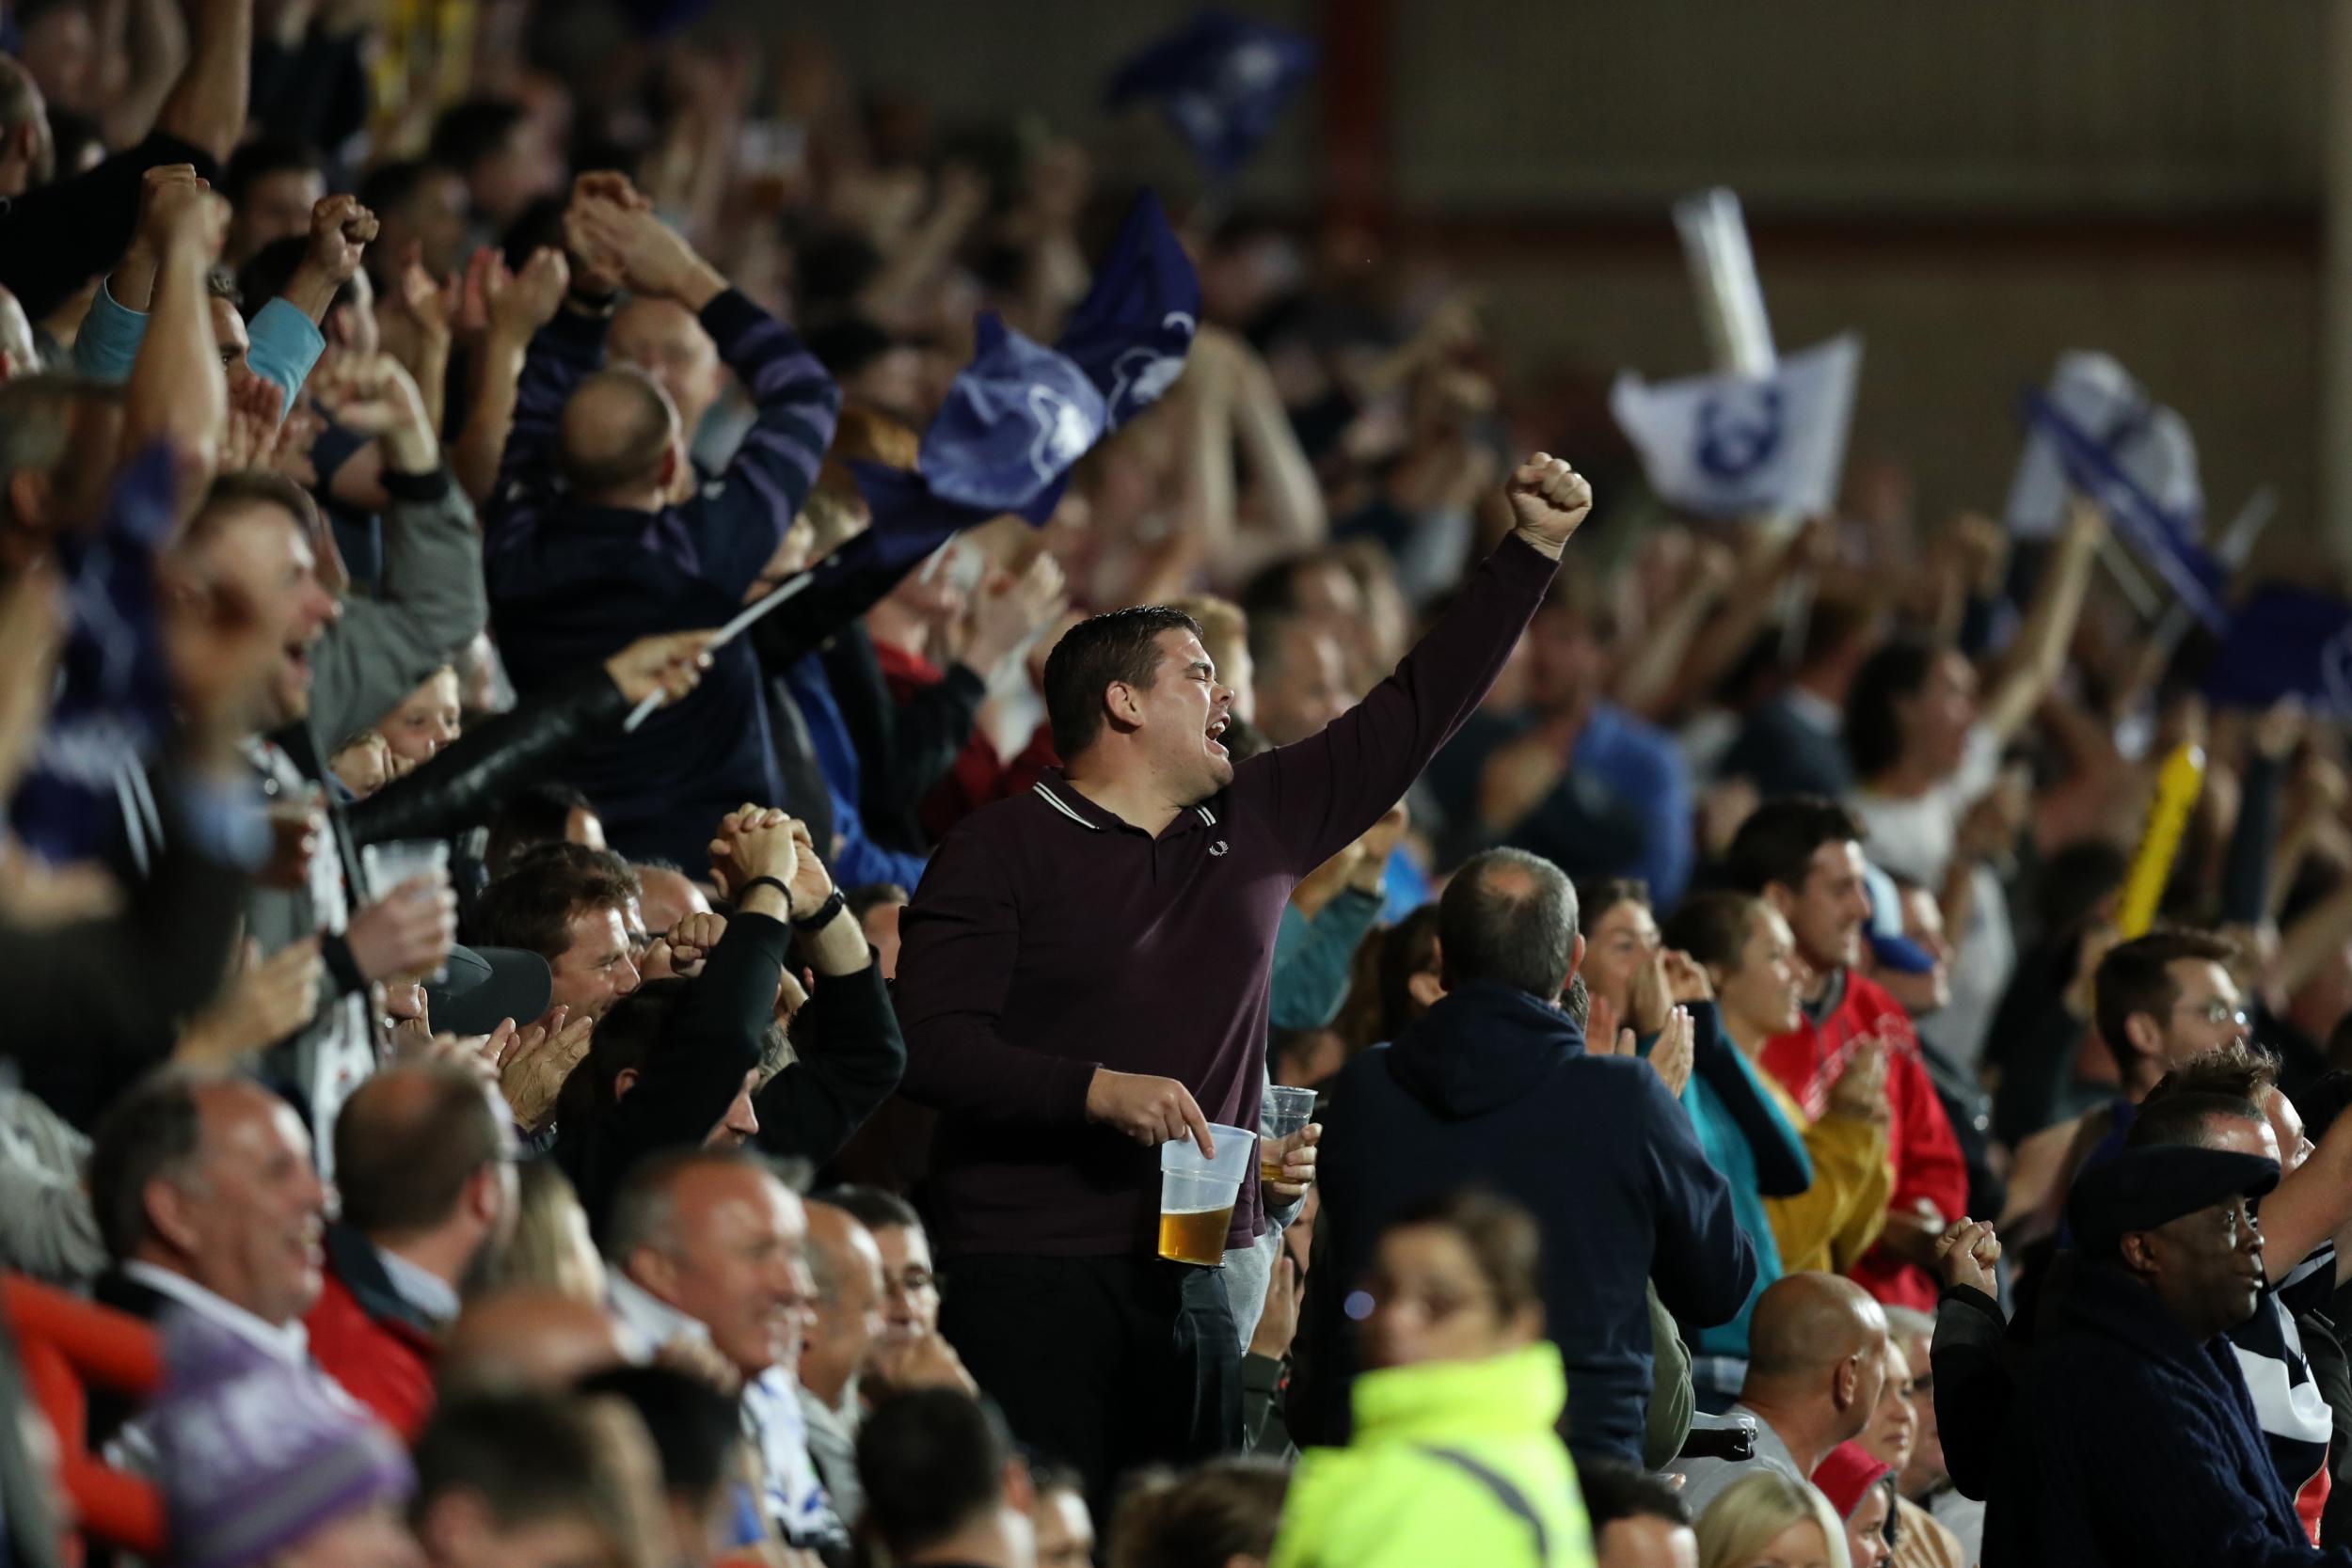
485, 175, 841, 870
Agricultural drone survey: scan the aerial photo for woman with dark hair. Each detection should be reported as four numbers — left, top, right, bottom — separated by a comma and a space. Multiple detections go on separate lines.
1271, 1190, 1590, 1568
1843, 507, 2104, 1077
1110, 1458, 1287, 1568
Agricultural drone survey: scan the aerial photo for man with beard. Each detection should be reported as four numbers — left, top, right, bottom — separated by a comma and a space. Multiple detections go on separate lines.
305, 1063, 519, 1439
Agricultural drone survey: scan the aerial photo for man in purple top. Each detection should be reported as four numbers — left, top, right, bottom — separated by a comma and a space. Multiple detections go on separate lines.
894, 453, 1595, 1506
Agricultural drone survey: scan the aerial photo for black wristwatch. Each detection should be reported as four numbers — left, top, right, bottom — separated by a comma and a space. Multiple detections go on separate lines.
791, 886, 847, 932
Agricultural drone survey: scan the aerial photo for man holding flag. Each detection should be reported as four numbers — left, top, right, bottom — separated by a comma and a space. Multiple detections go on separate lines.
895, 452, 1596, 1513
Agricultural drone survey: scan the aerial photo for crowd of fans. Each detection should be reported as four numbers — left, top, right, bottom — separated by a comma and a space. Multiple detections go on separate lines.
4, 3, 2352, 1567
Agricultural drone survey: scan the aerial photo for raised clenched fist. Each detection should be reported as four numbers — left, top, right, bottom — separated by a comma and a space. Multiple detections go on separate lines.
1505, 451, 1595, 556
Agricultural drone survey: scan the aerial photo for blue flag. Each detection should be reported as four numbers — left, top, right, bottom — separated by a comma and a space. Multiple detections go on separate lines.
849, 191, 1202, 563
1108, 11, 1317, 178
1055, 189, 1200, 432
2206, 586, 2352, 715
917, 313, 1106, 516
2021, 389, 2228, 632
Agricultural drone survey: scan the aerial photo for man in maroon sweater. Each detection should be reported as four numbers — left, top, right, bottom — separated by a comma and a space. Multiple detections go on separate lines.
895, 453, 1593, 1505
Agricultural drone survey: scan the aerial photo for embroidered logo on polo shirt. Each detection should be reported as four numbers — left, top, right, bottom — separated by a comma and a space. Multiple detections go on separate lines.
1208, 841, 1228, 857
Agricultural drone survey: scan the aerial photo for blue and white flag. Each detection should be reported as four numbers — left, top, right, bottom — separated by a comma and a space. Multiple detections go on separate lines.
1107, 11, 1316, 178
2019, 389, 2227, 632
917, 313, 1106, 516
1056, 189, 1200, 432
1608, 333, 1863, 519
2005, 351, 2201, 542
2206, 587, 2352, 715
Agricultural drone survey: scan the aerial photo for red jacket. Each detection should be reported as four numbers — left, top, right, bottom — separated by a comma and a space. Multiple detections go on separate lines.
303, 1225, 439, 1441
1760, 972, 1969, 1311
872, 641, 1059, 842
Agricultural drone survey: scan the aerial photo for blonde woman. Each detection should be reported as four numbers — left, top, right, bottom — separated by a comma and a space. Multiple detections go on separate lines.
1696, 1469, 1851, 1568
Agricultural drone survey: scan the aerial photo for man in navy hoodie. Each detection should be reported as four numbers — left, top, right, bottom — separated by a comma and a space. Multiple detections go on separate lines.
1292, 847, 1756, 1466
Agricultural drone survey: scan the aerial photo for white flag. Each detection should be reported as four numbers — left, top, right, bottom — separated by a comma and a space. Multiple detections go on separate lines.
2005, 351, 2201, 539
1609, 334, 1863, 519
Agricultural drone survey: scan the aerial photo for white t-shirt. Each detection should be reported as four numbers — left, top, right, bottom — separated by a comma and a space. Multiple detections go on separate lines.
1853, 725, 2015, 1072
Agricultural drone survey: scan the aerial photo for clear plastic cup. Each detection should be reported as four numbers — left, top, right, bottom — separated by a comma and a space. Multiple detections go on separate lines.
360, 839, 453, 982
361, 838, 451, 900
1259, 1085, 1317, 1184
1157, 1122, 1257, 1266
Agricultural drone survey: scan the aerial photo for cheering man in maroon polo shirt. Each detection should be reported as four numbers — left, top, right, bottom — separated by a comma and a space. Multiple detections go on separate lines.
894, 453, 1594, 1505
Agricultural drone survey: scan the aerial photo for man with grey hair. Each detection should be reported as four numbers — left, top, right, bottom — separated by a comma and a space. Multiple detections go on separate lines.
603, 1147, 846, 1560
1292, 847, 1756, 1469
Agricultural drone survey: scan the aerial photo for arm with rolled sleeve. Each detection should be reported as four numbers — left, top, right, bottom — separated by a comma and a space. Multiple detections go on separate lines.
893, 828, 1099, 1127
676, 290, 842, 599
1237, 536, 1556, 877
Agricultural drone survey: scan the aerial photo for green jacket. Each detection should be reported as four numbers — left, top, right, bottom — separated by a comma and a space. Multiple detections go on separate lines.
1269, 1343, 1597, 1568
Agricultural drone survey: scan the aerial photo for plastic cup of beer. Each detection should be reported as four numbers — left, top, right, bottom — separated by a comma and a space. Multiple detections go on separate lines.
1156, 1122, 1257, 1267
361, 838, 453, 982
1259, 1085, 1317, 1184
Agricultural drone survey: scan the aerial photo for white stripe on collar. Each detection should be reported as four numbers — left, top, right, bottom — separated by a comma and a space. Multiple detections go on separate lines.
1195, 804, 1218, 826
1032, 783, 1101, 831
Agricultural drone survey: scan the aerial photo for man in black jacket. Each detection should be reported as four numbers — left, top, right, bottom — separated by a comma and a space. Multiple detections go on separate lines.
1293, 847, 1756, 1467
552, 807, 901, 1237
1978, 1141, 2338, 1567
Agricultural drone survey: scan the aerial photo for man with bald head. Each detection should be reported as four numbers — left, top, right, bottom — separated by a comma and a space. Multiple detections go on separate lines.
1677, 1272, 1890, 1513
485, 176, 840, 870
440, 1285, 628, 1394
634, 861, 713, 939
1296, 846, 1755, 1467
305, 1064, 519, 1439
604, 1148, 845, 1558
798, 1199, 886, 1528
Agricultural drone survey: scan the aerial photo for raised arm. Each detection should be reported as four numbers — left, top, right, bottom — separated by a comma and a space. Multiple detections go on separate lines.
149, 0, 251, 166
1979, 500, 2103, 746
304, 355, 486, 742
484, 177, 642, 536
119, 180, 228, 511
453, 247, 568, 506
753, 827, 907, 1165
348, 634, 712, 845
574, 198, 842, 596
1241, 456, 1581, 873
599, 815, 801, 1158
95, 0, 191, 151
